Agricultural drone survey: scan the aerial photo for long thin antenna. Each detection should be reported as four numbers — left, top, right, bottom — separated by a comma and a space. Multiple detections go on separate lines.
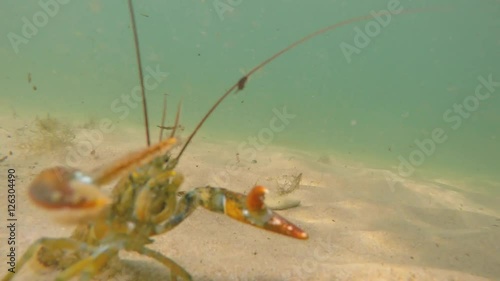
174, 8, 436, 161
127, 0, 151, 146
158, 94, 168, 142
170, 100, 182, 139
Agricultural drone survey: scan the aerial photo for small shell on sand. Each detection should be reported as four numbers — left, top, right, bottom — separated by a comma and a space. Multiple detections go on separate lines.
265, 196, 301, 210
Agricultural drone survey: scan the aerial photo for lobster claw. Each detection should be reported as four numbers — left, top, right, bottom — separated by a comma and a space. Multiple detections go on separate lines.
28, 167, 110, 224
226, 186, 308, 240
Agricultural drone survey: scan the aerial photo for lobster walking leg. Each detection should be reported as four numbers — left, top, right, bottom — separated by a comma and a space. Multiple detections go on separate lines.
2, 238, 88, 281
155, 186, 308, 239
55, 246, 117, 281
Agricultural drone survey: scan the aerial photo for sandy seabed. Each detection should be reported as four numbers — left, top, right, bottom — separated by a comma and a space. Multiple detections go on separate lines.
0, 115, 499, 281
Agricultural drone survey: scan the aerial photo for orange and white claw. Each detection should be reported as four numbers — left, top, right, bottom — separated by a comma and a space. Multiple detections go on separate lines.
246, 186, 308, 240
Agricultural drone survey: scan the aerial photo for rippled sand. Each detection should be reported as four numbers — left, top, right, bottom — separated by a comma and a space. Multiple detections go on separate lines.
0, 116, 498, 281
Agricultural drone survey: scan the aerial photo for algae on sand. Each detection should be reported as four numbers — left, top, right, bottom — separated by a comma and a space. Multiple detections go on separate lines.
276, 172, 303, 196
18, 114, 76, 153
264, 172, 303, 210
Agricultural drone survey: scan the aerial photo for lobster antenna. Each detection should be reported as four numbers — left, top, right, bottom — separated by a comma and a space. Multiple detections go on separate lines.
127, 0, 151, 146
174, 8, 441, 162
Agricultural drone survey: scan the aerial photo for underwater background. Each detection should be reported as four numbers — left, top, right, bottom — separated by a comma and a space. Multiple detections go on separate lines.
1, 0, 499, 189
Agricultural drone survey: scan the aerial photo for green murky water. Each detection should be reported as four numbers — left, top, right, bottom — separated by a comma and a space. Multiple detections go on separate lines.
1, 0, 499, 187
